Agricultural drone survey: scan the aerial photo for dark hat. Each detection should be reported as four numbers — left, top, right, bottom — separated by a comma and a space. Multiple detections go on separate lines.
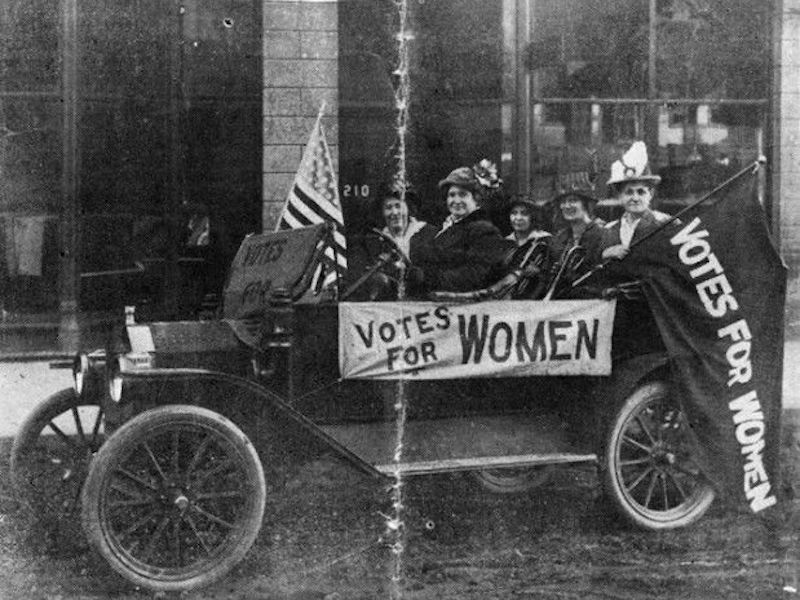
438, 159, 503, 194
374, 178, 419, 215
438, 166, 480, 192
552, 148, 598, 205
508, 197, 538, 212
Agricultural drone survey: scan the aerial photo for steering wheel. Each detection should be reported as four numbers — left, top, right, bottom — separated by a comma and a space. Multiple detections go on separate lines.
340, 230, 410, 300
370, 228, 411, 267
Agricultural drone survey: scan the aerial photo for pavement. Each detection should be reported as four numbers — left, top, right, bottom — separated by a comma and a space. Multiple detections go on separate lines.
0, 341, 798, 439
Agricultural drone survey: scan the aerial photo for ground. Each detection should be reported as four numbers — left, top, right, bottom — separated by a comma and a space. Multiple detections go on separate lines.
1, 425, 799, 600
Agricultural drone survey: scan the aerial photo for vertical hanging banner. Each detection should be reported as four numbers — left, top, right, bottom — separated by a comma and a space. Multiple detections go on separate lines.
609, 167, 786, 515
339, 299, 616, 379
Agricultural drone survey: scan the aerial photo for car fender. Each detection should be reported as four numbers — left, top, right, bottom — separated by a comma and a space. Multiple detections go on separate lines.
592, 352, 672, 453
111, 367, 382, 479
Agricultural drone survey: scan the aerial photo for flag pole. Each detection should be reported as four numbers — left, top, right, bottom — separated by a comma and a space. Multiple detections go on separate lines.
569, 156, 765, 289
314, 101, 344, 297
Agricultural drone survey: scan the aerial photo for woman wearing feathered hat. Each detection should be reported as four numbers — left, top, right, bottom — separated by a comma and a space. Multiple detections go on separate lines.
600, 141, 672, 262
407, 159, 514, 293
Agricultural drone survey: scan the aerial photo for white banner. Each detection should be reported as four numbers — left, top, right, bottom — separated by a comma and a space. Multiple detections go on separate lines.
339, 299, 616, 380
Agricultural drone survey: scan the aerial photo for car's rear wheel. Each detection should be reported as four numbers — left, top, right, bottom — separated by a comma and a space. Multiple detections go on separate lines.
10, 388, 104, 524
81, 405, 266, 592
603, 380, 715, 530
473, 466, 554, 494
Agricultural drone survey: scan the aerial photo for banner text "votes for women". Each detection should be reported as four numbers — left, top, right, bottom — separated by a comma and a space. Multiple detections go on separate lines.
338, 300, 616, 380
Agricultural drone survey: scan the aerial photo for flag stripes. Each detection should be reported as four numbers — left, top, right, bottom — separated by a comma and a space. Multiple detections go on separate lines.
276, 110, 347, 290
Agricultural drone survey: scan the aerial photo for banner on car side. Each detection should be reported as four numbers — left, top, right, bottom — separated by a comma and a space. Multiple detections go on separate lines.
339, 299, 616, 379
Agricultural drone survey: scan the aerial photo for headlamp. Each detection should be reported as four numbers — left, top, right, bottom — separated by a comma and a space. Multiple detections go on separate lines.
107, 356, 124, 403
72, 353, 89, 396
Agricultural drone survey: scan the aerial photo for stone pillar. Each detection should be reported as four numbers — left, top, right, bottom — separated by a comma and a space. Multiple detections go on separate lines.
774, 0, 800, 325
262, 0, 338, 230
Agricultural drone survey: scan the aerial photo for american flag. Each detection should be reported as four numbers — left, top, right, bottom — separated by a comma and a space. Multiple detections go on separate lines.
276, 113, 347, 289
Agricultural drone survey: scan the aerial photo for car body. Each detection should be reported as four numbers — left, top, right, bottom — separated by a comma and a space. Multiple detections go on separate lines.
10, 223, 715, 593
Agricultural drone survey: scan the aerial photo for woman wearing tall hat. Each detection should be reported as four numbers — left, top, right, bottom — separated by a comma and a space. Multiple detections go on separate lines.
407, 159, 514, 293
601, 141, 673, 261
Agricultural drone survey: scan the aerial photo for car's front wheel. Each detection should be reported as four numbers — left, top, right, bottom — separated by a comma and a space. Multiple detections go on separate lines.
81, 405, 266, 592
603, 380, 715, 530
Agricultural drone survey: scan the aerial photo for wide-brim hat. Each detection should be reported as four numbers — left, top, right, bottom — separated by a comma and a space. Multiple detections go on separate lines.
606, 141, 662, 187
508, 197, 538, 212
438, 166, 480, 192
373, 179, 419, 214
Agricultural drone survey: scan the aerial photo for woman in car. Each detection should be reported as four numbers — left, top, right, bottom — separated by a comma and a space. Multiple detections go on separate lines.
358, 180, 437, 300
553, 188, 604, 278
371, 180, 436, 260
601, 141, 672, 261
502, 197, 554, 298
407, 160, 514, 294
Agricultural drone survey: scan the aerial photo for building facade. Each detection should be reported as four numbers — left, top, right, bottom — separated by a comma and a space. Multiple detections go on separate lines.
263, 0, 798, 319
0, 0, 798, 354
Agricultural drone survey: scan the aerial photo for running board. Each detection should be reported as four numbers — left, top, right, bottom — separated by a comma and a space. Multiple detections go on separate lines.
374, 452, 597, 476
319, 413, 597, 477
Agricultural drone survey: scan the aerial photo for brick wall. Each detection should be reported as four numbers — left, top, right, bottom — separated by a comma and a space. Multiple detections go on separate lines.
262, 0, 338, 230
775, 0, 800, 327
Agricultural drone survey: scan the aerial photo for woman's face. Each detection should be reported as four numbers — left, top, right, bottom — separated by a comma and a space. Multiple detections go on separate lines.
619, 182, 653, 216
382, 197, 409, 234
446, 185, 478, 220
509, 206, 533, 234
559, 196, 590, 223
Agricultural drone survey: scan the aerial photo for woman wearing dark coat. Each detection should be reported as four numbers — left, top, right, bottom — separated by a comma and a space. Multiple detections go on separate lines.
408, 162, 514, 294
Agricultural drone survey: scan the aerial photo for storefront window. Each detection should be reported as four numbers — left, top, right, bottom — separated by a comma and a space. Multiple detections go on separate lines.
527, 0, 771, 208
338, 0, 507, 233
338, 0, 771, 230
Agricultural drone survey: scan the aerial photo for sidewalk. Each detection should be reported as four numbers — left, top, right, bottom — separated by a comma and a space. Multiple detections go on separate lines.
785, 340, 800, 411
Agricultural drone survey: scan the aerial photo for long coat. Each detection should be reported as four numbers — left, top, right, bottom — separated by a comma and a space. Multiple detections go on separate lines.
410, 208, 514, 293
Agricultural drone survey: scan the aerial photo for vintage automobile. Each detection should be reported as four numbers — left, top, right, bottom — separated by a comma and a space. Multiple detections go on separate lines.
9, 222, 716, 592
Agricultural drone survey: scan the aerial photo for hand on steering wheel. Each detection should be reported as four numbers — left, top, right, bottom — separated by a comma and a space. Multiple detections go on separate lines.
371, 228, 411, 266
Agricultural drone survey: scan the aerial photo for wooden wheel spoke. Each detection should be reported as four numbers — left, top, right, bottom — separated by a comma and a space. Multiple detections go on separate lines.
115, 467, 159, 492
643, 470, 658, 508
187, 436, 213, 476
191, 459, 235, 487
192, 503, 235, 530
140, 516, 172, 564
71, 405, 87, 446
90, 408, 104, 447
171, 430, 181, 478
634, 414, 656, 445
625, 465, 654, 493
194, 490, 244, 501
109, 497, 156, 508
664, 469, 690, 501
47, 422, 80, 451
622, 434, 651, 453
142, 441, 168, 482
620, 456, 651, 467
184, 513, 213, 556
122, 508, 160, 537
660, 471, 670, 510
173, 515, 182, 566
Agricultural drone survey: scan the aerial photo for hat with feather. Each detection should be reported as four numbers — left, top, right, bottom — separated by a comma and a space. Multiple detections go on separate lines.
606, 141, 661, 188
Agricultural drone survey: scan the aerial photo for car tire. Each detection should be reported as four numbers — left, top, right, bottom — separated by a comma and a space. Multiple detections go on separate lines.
81, 405, 266, 592
472, 466, 554, 494
10, 388, 104, 522
602, 380, 715, 531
